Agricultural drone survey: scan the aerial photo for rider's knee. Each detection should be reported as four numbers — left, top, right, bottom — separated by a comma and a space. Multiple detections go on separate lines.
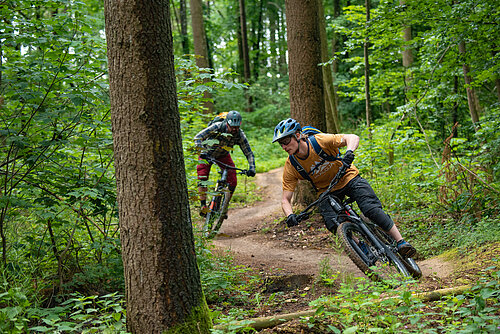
364, 207, 393, 231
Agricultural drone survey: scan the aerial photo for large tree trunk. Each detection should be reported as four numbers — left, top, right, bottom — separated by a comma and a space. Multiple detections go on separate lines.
104, 1, 211, 333
285, 0, 325, 205
285, 0, 325, 130
190, 0, 214, 113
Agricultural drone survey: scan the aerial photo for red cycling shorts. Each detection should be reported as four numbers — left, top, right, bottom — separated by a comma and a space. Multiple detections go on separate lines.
197, 154, 237, 190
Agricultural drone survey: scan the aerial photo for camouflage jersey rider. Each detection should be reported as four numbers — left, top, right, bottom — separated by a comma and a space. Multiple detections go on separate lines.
194, 110, 256, 216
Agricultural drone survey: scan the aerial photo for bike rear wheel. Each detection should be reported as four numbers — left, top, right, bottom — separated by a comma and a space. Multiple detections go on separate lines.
337, 221, 411, 283
372, 226, 422, 279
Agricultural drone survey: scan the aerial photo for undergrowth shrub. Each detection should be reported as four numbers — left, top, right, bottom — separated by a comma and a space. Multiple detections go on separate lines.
307, 264, 500, 333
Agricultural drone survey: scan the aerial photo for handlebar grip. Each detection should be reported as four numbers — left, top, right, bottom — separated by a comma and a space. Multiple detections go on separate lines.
296, 211, 311, 222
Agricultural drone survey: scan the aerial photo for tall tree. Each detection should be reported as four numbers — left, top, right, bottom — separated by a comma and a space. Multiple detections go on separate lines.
318, 0, 340, 133
180, 0, 190, 55
285, 0, 325, 204
190, 0, 214, 113
239, 0, 253, 112
400, 0, 413, 99
363, 0, 372, 131
103, 1, 211, 333
285, 0, 325, 130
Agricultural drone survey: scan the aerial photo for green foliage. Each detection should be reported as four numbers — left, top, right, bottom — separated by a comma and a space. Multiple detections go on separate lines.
0, 289, 127, 334
306, 265, 500, 333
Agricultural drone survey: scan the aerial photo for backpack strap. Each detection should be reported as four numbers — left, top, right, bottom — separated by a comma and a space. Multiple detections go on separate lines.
288, 136, 342, 192
289, 155, 318, 192
309, 136, 341, 161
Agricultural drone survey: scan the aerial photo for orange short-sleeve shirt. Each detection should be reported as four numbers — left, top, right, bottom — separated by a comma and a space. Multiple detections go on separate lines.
282, 133, 359, 194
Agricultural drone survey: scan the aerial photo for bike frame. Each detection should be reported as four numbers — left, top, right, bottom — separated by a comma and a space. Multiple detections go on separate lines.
295, 164, 420, 281
203, 156, 248, 237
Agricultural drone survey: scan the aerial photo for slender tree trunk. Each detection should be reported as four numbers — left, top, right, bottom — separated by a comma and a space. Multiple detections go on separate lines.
364, 0, 372, 132
496, 78, 500, 104
252, 0, 264, 81
400, 0, 413, 101
104, 1, 211, 332
331, 0, 341, 122
190, 0, 214, 113
278, 8, 287, 77
180, 0, 190, 55
239, 0, 253, 112
458, 41, 481, 129
318, 0, 340, 133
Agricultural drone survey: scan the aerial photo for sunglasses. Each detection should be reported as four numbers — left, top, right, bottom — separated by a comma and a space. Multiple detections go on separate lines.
278, 135, 293, 146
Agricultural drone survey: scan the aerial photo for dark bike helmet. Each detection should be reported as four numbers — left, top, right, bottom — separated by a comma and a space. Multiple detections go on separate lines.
272, 118, 301, 143
226, 110, 242, 127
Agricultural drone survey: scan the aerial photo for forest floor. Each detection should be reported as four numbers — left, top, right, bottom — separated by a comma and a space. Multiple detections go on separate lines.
198, 167, 500, 333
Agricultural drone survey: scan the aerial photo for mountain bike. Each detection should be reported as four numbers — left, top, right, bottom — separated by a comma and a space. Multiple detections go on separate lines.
203, 156, 249, 238
295, 164, 422, 283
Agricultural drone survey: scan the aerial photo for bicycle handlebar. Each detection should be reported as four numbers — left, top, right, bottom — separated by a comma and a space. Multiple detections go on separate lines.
295, 163, 350, 222
204, 156, 250, 176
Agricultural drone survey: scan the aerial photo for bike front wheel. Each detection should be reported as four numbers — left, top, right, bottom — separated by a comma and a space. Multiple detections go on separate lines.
337, 221, 411, 283
372, 226, 422, 279
203, 191, 229, 238
203, 194, 222, 238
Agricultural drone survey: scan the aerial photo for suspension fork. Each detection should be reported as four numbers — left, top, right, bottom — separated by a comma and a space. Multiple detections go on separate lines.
337, 200, 387, 255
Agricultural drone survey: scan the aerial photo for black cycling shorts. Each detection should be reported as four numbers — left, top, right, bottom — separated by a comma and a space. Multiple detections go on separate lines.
319, 175, 394, 233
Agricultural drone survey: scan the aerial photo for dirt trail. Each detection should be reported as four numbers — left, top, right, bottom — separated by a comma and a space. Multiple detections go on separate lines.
213, 167, 453, 279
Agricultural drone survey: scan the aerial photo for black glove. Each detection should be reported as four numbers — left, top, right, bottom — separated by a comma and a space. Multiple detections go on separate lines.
200, 152, 210, 160
247, 168, 256, 177
286, 214, 299, 228
342, 150, 355, 167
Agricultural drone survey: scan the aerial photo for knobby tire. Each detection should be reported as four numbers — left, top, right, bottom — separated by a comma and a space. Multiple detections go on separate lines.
337, 221, 411, 283
204, 192, 229, 238
372, 225, 422, 279
210, 192, 229, 237
204, 195, 222, 238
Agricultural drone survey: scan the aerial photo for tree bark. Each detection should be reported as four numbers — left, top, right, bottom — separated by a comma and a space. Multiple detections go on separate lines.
285, 0, 325, 130
104, 1, 211, 332
285, 0, 325, 205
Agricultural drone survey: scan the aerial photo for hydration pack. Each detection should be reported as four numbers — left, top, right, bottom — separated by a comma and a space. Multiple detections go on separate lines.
207, 112, 228, 126
289, 126, 342, 191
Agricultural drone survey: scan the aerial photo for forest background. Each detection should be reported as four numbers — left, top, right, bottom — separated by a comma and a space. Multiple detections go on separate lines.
0, 0, 499, 332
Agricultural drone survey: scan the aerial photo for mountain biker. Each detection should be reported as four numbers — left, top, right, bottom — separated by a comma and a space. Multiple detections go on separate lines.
272, 118, 416, 258
194, 110, 256, 217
